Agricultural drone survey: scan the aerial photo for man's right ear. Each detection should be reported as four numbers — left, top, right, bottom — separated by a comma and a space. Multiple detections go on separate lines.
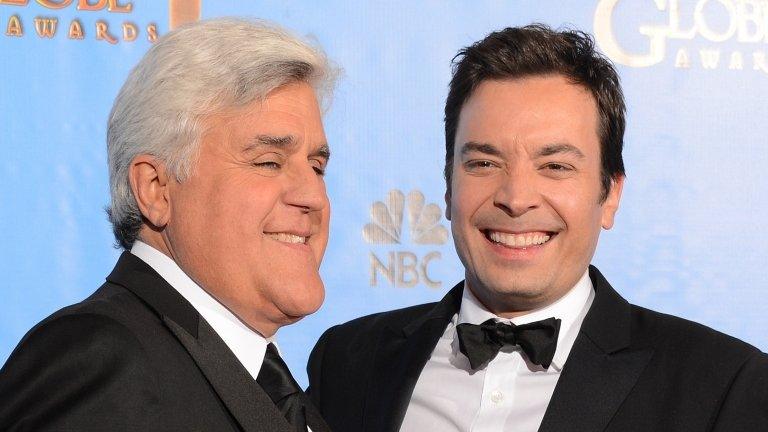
444, 190, 452, 221
129, 155, 171, 228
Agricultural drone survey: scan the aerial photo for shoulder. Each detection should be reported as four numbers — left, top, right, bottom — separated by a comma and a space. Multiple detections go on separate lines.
628, 304, 761, 362
628, 305, 768, 426
316, 302, 437, 351
309, 301, 438, 375
0, 283, 161, 430
6, 281, 156, 360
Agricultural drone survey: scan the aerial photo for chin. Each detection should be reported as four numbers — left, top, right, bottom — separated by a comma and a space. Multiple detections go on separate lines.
280, 281, 325, 318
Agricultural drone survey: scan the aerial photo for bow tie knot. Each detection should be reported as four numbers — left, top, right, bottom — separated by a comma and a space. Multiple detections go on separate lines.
456, 317, 561, 370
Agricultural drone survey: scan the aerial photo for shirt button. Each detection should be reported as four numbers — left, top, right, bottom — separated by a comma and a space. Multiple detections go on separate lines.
490, 390, 504, 404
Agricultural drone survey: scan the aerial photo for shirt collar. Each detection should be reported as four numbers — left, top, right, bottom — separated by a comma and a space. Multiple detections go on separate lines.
456, 270, 594, 370
130, 240, 272, 380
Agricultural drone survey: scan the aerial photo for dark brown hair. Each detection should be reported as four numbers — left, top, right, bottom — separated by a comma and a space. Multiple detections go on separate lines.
444, 24, 626, 200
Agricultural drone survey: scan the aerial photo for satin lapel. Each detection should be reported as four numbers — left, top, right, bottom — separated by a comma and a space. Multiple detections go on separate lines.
364, 282, 463, 432
538, 266, 653, 432
166, 318, 293, 432
107, 252, 293, 432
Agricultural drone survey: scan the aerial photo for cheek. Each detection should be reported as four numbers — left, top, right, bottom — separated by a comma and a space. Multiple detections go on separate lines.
315, 207, 331, 254
450, 180, 486, 222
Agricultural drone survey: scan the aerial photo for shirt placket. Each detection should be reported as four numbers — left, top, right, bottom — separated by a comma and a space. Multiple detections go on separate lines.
471, 348, 521, 431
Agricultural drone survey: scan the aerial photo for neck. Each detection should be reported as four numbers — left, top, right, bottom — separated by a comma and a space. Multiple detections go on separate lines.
465, 280, 560, 319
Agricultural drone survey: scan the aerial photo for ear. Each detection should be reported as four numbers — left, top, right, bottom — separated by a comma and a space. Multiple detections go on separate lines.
444, 189, 452, 221
601, 175, 624, 230
129, 155, 171, 229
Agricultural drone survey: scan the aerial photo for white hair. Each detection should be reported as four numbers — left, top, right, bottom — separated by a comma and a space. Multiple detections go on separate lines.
107, 17, 337, 249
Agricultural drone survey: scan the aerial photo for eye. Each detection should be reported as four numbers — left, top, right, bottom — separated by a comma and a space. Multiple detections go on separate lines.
310, 159, 327, 176
543, 163, 572, 171
253, 160, 282, 170
540, 162, 576, 178
464, 159, 500, 173
250, 153, 285, 174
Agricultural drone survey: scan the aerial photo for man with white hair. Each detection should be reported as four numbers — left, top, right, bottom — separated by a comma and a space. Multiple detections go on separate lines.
0, 18, 335, 432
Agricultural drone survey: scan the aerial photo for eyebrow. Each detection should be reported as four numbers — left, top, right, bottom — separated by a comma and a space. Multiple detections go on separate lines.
249, 134, 298, 150
313, 144, 331, 160
460, 141, 503, 158
534, 143, 585, 159
245, 135, 330, 160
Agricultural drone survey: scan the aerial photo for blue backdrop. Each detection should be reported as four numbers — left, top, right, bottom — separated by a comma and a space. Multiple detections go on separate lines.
2, 0, 766, 387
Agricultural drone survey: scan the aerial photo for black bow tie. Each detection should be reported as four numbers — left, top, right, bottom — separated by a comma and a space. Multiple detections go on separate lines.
456, 317, 561, 370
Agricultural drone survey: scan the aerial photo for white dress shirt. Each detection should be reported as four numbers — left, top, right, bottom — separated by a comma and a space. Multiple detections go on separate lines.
131, 241, 271, 380
400, 271, 595, 432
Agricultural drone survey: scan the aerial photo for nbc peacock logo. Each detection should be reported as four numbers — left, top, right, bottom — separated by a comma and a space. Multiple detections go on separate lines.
363, 190, 448, 289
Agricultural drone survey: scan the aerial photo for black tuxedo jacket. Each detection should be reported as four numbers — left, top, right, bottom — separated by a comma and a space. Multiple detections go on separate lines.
0, 252, 330, 432
308, 266, 768, 432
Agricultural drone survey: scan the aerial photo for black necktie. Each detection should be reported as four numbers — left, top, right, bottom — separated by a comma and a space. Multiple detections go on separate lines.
456, 317, 561, 370
257, 343, 312, 432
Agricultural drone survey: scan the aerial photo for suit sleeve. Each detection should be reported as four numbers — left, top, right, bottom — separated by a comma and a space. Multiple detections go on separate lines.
306, 325, 336, 411
0, 313, 160, 432
711, 351, 768, 431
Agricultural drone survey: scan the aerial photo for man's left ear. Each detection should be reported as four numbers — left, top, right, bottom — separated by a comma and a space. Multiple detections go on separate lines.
601, 175, 624, 230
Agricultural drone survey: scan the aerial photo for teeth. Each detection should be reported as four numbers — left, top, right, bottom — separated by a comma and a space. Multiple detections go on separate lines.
488, 231, 551, 248
266, 232, 307, 244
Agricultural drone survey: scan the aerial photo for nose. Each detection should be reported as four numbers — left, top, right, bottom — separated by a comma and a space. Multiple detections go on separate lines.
284, 163, 329, 213
493, 166, 540, 217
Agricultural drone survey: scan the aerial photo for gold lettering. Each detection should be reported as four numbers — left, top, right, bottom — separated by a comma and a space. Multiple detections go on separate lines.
736, 0, 764, 43
0, 0, 29, 5
674, 47, 691, 68
122, 21, 136, 41
76, 0, 107, 11
95, 20, 117, 44
146, 22, 157, 42
666, 0, 697, 40
420, 251, 441, 289
593, 0, 667, 67
68, 18, 84, 39
753, 51, 768, 73
728, 50, 744, 69
369, 252, 394, 286
169, 0, 200, 29
34, 17, 58, 38
36, 0, 73, 8
694, 0, 737, 42
5, 15, 23, 36
107, 0, 132, 13
699, 48, 722, 68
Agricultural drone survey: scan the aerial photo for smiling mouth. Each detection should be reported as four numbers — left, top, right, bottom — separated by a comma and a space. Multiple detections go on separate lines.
265, 232, 309, 245
484, 230, 554, 248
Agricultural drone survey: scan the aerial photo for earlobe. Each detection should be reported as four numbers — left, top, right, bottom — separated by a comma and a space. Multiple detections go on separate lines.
601, 175, 624, 230
444, 190, 452, 221
129, 155, 171, 229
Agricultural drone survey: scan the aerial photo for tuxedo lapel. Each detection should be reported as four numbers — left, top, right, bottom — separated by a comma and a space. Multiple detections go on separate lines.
166, 317, 294, 432
364, 283, 463, 432
106, 252, 293, 432
538, 266, 653, 432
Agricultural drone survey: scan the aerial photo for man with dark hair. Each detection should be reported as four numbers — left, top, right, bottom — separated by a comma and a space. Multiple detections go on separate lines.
307, 24, 768, 432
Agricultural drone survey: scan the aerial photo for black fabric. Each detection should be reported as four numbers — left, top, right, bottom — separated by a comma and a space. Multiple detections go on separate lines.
0, 252, 297, 432
456, 317, 561, 369
257, 343, 308, 432
307, 266, 768, 432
